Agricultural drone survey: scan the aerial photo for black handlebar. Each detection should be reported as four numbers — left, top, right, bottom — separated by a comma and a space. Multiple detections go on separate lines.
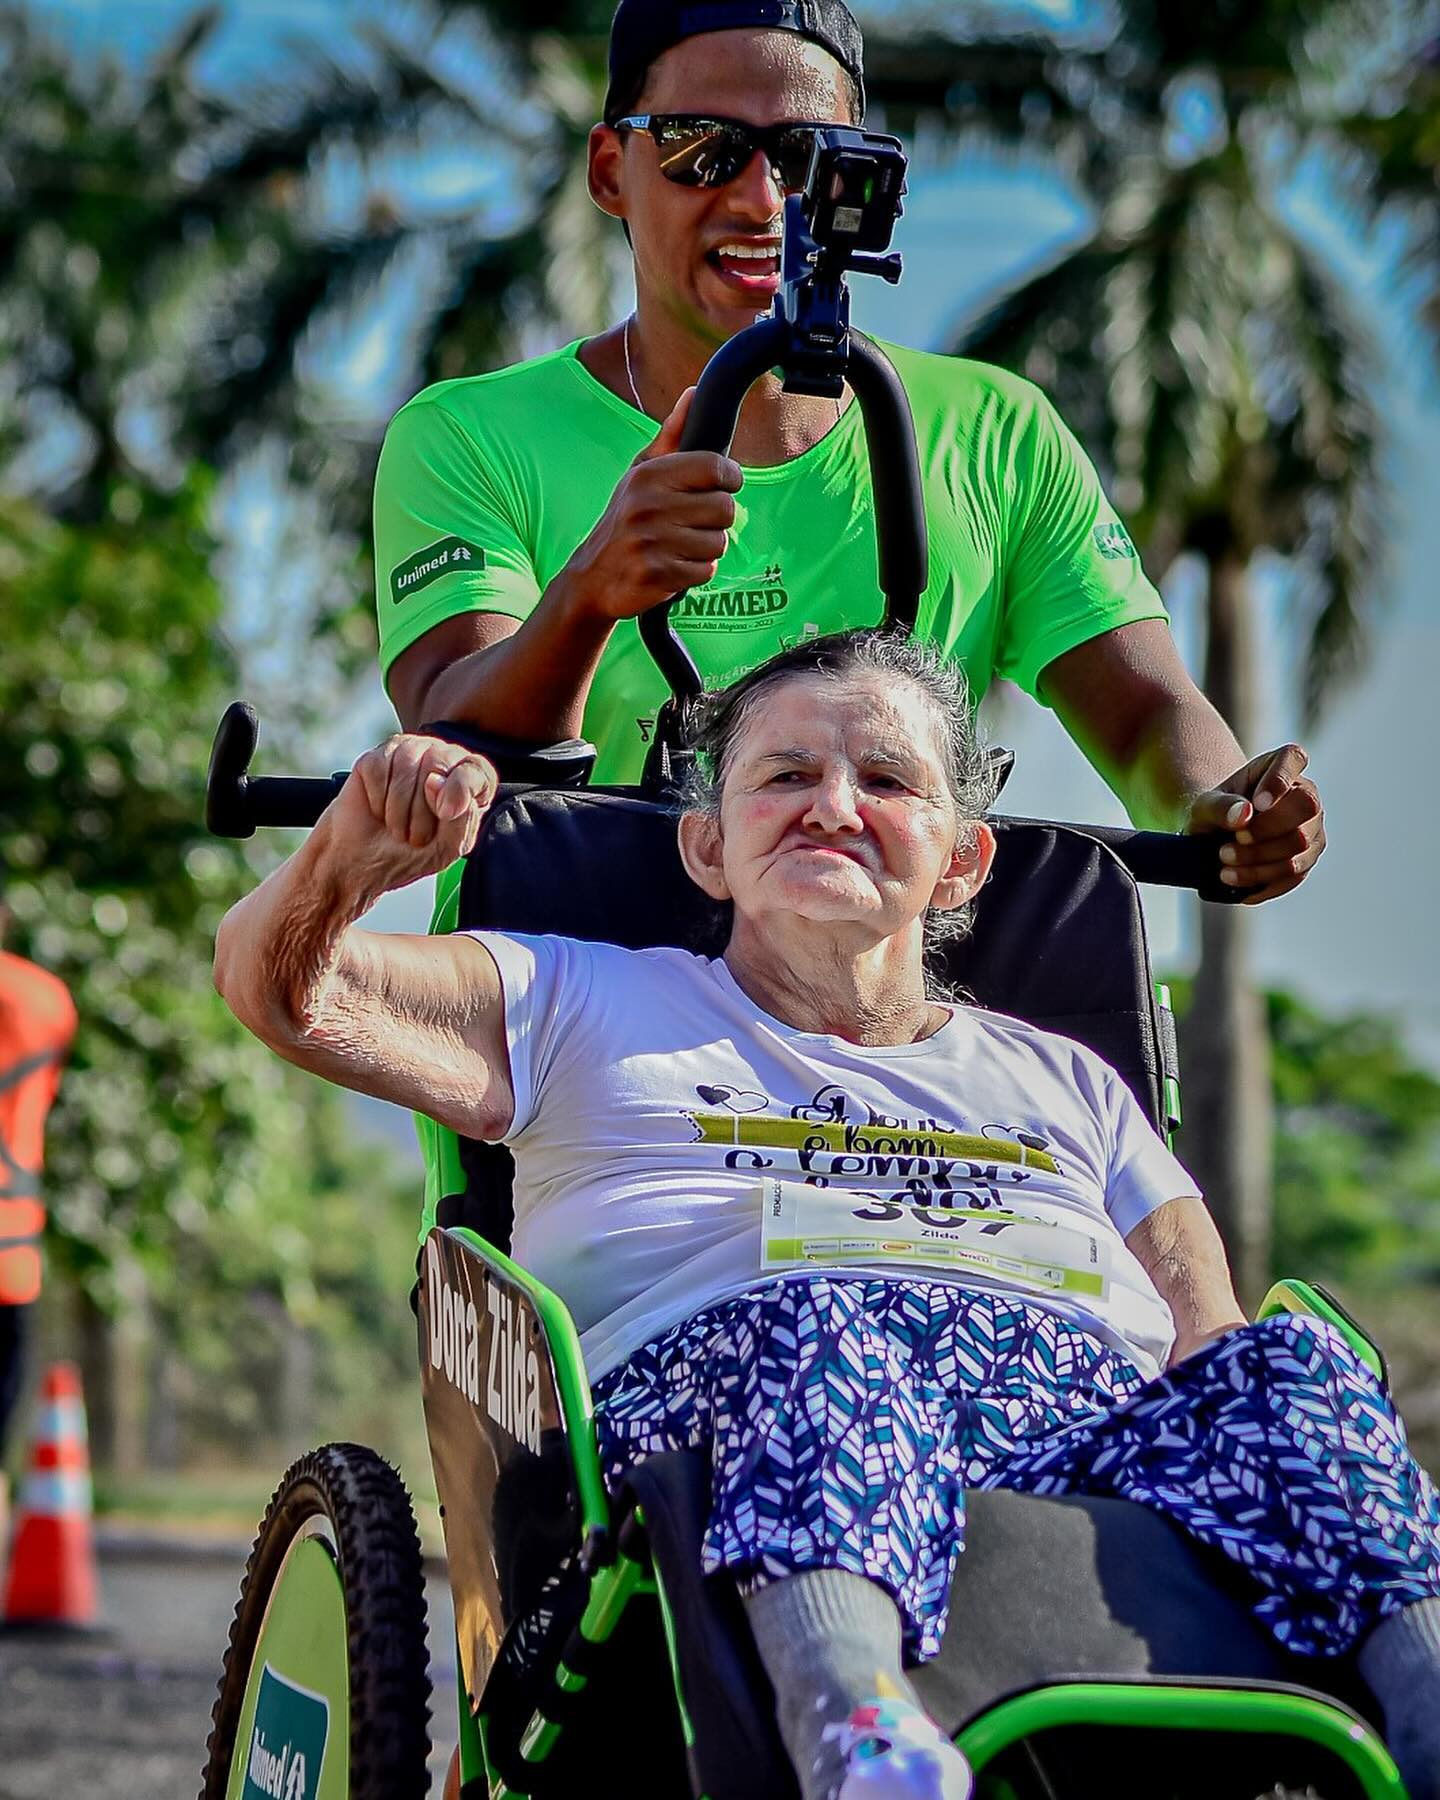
845, 333, 927, 619
639, 324, 928, 707
1004, 815, 1236, 905
204, 703, 1239, 901
205, 702, 346, 840
638, 317, 788, 704
204, 703, 597, 840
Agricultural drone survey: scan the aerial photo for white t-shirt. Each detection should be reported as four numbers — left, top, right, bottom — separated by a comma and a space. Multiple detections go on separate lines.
470, 932, 1196, 1384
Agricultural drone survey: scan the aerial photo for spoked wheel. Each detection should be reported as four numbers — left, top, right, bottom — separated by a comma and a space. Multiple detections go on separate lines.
201, 1442, 431, 1800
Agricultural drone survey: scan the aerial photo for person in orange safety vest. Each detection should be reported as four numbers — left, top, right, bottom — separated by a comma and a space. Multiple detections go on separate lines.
0, 907, 77, 1471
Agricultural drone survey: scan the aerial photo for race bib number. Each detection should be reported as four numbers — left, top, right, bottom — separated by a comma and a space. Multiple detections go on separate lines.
759, 1179, 1109, 1299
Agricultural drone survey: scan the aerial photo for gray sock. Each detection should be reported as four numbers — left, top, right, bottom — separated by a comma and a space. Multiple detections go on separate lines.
1357, 1598, 1440, 1800
744, 1568, 966, 1800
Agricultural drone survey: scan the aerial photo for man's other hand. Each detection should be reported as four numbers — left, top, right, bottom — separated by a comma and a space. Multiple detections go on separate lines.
329, 736, 498, 893
1186, 744, 1325, 903
561, 386, 743, 620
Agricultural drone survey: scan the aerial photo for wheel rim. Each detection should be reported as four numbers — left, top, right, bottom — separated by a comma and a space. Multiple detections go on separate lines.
223, 1514, 350, 1800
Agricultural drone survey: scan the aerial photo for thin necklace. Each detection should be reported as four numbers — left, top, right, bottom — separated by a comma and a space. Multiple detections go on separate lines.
623, 312, 644, 413
622, 312, 842, 430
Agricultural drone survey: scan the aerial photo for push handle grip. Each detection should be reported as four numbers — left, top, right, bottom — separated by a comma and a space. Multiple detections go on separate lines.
999, 815, 1242, 903
204, 705, 599, 838
206, 701, 1243, 902
846, 331, 926, 631
638, 318, 790, 705
205, 702, 345, 839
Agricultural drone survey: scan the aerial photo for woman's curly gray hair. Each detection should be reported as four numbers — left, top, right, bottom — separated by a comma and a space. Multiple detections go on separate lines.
681, 630, 999, 987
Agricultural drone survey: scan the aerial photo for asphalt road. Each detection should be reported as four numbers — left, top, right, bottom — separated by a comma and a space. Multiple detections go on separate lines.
0, 1538, 457, 1798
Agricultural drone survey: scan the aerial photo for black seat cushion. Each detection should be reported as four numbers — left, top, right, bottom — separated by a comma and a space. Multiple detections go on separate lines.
477, 1454, 1378, 1800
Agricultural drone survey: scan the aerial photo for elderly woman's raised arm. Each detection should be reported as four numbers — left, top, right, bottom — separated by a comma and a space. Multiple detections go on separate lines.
213, 736, 514, 1140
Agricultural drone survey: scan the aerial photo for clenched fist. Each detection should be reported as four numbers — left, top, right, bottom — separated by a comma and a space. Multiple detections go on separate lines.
325, 735, 498, 893
561, 386, 743, 619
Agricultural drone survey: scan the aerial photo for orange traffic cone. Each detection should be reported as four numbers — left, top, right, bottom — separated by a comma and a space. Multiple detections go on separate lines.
1, 1360, 100, 1629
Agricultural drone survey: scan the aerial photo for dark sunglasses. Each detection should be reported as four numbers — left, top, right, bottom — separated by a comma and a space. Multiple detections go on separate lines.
612, 113, 822, 192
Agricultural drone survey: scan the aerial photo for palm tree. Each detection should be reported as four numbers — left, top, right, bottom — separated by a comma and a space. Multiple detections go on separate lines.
0, 3, 572, 524
8, 2, 1075, 528
918, 1, 1438, 1295
4, 0, 1103, 511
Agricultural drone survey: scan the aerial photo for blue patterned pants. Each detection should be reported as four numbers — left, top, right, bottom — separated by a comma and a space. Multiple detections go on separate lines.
593, 1276, 1440, 1661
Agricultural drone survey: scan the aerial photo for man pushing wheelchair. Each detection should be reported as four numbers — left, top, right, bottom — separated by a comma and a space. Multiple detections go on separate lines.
374, 0, 1325, 935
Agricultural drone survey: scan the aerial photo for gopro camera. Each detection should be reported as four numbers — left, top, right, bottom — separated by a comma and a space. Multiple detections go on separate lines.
772, 127, 907, 394
800, 127, 907, 261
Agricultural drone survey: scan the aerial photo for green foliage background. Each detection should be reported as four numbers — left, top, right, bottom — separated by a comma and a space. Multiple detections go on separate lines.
1169, 978, 1440, 1466
1271, 989, 1440, 1286
0, 491, 425, 1480
1160, 976, 1440, 1295
1269, 988, 1440, 1467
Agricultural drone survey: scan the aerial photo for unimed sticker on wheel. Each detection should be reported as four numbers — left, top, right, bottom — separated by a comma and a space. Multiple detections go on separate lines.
241, 1665, 330, 1800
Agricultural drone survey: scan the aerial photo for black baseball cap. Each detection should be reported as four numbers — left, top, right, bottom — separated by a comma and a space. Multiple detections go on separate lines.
603, 0, 866, 125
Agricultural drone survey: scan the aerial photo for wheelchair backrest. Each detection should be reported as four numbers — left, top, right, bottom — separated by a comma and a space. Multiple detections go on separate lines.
441, 788, 1173, 1253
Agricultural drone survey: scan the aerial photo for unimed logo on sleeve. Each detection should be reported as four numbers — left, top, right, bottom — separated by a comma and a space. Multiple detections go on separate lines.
390, 537, 485, 603
1091, 522, 1137, 560
242, 1665, 330, 1800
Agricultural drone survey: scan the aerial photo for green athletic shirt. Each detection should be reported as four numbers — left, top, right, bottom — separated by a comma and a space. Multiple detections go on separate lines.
374, 336, 1166, 784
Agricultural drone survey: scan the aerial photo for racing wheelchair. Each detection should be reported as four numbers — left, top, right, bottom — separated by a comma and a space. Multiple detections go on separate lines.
198, 131, 1408, 1800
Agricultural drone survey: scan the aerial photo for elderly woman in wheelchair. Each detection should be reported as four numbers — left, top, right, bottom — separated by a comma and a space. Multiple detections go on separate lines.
215, 629, 1440, 1800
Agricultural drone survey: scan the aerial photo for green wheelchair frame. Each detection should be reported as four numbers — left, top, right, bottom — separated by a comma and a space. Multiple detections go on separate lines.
412, 874, 1402, 1791
195, 770, 1410, 1800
